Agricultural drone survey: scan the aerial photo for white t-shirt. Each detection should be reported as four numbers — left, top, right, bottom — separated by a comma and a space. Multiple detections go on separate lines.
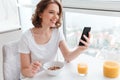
18, 28, 65, 64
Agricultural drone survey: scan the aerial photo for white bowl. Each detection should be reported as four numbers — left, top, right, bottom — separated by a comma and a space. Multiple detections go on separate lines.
43, 61, 64, 76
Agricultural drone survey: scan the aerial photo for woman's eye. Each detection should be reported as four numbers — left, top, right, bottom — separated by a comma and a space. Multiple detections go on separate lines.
49, 11, 60, 16
49, 12, 54, 14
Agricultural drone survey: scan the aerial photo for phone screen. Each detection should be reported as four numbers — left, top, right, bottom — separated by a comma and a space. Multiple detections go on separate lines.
79, 27, 91, 46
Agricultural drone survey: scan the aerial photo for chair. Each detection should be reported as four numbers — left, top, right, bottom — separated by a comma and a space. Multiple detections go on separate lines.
3, 41, 20, 80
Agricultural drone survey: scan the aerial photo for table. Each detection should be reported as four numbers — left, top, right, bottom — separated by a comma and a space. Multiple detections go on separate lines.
23, 54, 120, 80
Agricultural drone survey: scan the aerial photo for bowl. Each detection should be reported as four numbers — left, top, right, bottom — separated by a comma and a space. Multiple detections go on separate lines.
43, 61, 64, 76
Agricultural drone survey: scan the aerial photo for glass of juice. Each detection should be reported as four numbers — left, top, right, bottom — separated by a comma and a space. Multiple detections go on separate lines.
78, 63, 88, 76
103, 60, 120, 78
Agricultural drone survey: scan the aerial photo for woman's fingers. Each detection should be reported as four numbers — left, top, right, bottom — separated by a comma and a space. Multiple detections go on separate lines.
80, 35, 90, 47
88, 32, 91, 39
32, 69, 38, 74
31, 61, 42, 72
26, 66, 37, 77
80, 40, 87, 47
83, 35, 90, 44
79, 32, 91, 47
34, 61, 42, 67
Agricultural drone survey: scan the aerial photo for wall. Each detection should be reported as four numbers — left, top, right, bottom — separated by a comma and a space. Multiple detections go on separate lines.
0, 30, 22, 80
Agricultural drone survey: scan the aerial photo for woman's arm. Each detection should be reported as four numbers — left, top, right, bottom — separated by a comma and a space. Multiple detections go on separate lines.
59, 33, 91, 62
20, 53, 41, 77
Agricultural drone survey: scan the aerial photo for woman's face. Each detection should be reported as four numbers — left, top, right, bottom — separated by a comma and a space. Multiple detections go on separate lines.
40, 3, 60, 28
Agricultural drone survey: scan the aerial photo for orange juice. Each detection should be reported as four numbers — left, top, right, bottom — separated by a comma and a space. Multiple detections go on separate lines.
103, 61, 120, 78
78, 63, 88, 76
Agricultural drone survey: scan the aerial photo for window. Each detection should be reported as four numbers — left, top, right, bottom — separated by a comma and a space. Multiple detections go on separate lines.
0, 0, 21, 33
18, 0, 34, 32
62, 1, 120, 57
18, 0, 43, 32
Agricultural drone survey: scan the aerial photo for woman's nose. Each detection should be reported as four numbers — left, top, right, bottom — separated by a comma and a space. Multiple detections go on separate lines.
53, 14, 59, 20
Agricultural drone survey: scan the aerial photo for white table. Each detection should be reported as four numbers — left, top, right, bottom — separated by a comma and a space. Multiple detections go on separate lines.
23, 54, 120, 80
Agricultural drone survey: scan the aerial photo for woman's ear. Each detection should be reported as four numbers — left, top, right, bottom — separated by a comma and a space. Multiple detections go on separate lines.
39, 13, 42, 18
39, 15, 42, 18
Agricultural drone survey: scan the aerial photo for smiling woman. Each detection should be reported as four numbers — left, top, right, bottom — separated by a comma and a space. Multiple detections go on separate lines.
18, 0, 91, 79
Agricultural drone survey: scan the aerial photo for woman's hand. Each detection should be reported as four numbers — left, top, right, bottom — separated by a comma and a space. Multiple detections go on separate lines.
31, 61, 42, 74
79, 32, 91, 50
22, 61, 42, 77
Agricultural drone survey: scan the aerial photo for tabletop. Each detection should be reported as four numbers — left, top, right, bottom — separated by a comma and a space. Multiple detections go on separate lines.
23, 54, 120, 80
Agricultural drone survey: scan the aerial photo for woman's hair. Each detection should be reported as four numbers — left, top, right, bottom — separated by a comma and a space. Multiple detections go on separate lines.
31, 0, 62, 28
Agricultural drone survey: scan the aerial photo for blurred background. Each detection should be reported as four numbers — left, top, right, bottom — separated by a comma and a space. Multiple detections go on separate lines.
1, 0, 120, 80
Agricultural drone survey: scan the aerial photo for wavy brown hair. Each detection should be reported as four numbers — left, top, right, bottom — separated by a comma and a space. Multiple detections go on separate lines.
31, 0, 62, 28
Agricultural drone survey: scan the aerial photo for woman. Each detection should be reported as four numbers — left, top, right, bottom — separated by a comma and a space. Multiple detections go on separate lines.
18, 0, 91, 78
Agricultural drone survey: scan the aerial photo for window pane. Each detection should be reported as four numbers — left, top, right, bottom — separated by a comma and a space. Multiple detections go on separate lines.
64, 11, 120, 57
0, 0, 20, 33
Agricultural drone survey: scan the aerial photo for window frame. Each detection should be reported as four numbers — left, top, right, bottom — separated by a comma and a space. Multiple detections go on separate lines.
62, 0, 120, 12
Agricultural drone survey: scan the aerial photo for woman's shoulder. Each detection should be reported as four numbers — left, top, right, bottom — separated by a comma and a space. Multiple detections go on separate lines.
21, 29, 32, 38
52, 28, 64, 38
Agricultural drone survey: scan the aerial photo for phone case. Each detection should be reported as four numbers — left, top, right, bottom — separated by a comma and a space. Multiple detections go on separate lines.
79, 27, 91, 46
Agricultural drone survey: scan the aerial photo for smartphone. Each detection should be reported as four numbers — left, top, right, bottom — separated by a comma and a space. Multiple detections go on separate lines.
79, 27, 91, 46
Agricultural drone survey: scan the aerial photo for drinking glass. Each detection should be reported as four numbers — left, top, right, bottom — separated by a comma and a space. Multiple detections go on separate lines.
77, 63, 88, 76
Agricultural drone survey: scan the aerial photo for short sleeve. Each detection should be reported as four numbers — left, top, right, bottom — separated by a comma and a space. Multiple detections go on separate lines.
58, 29, 65, 42
18, 34, 30, 54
